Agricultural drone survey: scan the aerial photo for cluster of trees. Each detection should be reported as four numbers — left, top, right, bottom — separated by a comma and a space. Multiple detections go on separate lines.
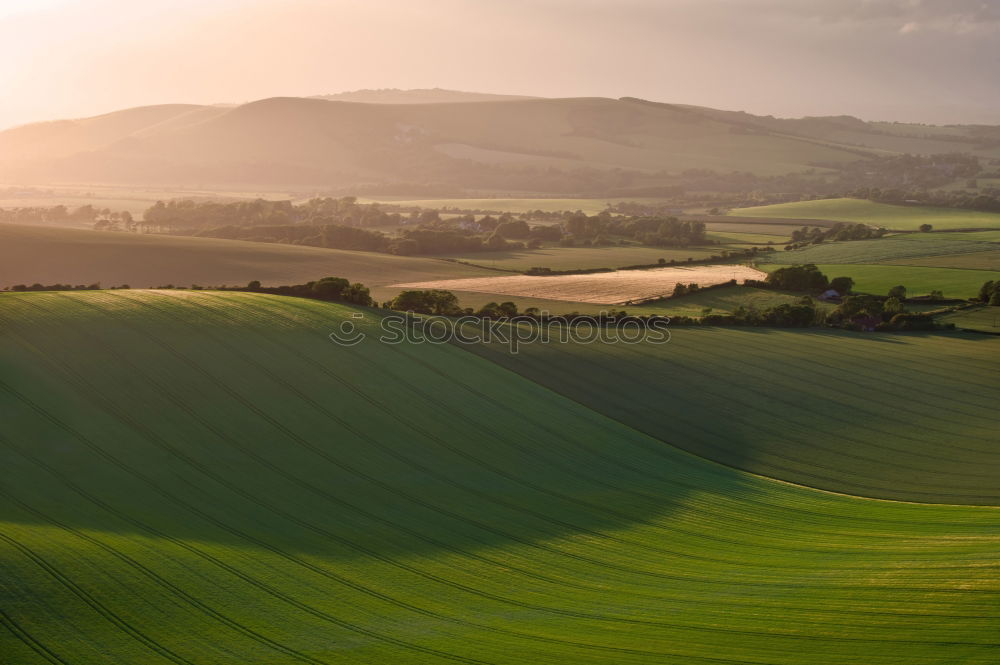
672, 282, 708, 298
826, 294, 941, 331
387, 291, 527, 318
243, 277, 372, 306
978, 280, 1000, 306
558, 213, 707, 247
0, 205, 133, 228
786, 222, 885, 249
702, 300, 819, 328
762, 264, 853, 292
145, 199, 297, 229
388, 290, 464, 315
143, 197, 411, 231
182, 203, 718, 256
4, 282, 110, 291
200, 223, 389, 251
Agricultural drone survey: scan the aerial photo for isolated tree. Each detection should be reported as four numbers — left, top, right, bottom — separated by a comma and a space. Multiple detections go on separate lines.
887, 285, 907, 300
829, 276, 854, 294
918, 223, 933, 232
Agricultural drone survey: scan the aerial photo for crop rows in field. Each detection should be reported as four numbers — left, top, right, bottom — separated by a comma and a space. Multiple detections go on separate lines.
763, 236, 995, 266
734, 198, 1000, 231
468, 323, 1000, 505
757, 263, 1000, 298
939, 306, 1000, 332
394, 264, 768, 305
884, 249, 1000, 271
1, 291, 998, 665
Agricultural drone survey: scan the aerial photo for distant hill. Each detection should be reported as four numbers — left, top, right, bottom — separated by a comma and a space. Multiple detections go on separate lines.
312, 88, 538, 104
1, 94, 997, 193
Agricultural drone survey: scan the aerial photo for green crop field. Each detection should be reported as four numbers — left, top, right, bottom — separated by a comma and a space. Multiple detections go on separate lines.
763, 235, 996, 266
0, 224, 494, 301
897, 230, 1000, 243
938, 306, 1000, 333
705, 231, 788, 245
702, 221, 798, 236
470, 323, 1000, 505
884, 249, 1000, 271
758, 262, 1000, 298
1, 290, 997, 664
734, 198, 1000, 231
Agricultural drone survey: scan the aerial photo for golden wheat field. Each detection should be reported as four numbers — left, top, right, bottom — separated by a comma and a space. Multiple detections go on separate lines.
394, 264, 767, 304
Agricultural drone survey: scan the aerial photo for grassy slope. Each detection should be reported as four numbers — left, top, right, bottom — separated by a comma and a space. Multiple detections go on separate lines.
469, 324, 1000, 505
762, 235, 997, 266
0, 224, 494, 301
757, 263, 1000, 299
735, 199, 1000, 231
884, 249, 1000, 271
1, 291, 997, 664
939, 306, 1000, 332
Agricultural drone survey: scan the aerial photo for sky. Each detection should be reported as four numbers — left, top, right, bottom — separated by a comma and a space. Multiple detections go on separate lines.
1, 0, 999, 130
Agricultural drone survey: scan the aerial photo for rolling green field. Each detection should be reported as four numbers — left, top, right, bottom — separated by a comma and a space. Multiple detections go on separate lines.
758, 262, 1000, 299
470, 323, 1000, 505
938, 306, 1000, 333
1, 291, 998, 664
763, 235, 997, 266
898, 230, 1000, 243
700, 221, 799, 237
884, 249, 1000, 271
734, 198, 1000, 231
705, 231, 788, 245
0, 224, 494, 301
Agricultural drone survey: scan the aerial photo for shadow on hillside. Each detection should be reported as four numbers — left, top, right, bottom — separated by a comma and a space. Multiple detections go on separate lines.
0, 294, 765, 566
461, 322, 1000, 506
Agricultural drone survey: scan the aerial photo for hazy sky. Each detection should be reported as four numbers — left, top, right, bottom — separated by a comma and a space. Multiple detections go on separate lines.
2, 0, 999, 130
